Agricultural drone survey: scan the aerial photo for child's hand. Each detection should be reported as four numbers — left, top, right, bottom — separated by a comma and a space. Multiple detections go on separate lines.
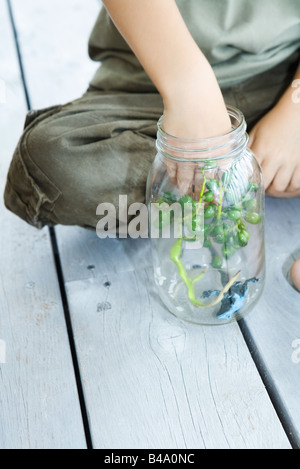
248, 78, 300, 198
162, 68, 231, 196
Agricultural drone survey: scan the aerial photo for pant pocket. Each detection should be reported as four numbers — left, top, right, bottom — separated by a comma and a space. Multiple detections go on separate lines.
4, 105, 64, 228
4, 144, 62, 228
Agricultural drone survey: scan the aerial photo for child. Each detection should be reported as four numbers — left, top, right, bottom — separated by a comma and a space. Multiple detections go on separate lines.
4, 0, 300, 288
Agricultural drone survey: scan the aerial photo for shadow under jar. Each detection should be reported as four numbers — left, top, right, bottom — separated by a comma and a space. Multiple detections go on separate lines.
146, 105, 265, 325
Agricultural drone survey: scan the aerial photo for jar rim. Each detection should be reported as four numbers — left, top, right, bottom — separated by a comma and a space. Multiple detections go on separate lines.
156, 104, 248, 162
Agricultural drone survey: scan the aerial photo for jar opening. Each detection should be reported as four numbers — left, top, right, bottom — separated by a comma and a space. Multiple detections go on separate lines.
156, 105, 248, 162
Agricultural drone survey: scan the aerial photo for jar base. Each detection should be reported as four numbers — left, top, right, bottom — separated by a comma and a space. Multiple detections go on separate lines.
154, 274, 264, 326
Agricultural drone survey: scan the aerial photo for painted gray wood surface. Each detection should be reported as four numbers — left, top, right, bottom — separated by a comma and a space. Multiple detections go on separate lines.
64, 268, 290, 449
0, 0, 86, 449
56, 227, 152, 282
243, 196, 300, 446
7, 0, 299, 449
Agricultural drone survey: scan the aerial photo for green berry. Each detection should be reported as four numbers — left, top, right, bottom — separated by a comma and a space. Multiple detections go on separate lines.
238, 230, 250, 247
204, 204, 217, 219
225, 191, 235, 204
248, 182, 259, 192
206, 179, 218, 192
211, 255, 222, 269
232, 202, 243, 210
244, 212, 261, 224
204, 223, 211, 236
222, 222, 231, 233
241, 229, 250, 240
215, 233, 226, 244
203, 191, 214, 202
211, 224, 224, 237
242, 193, 253, 203
227, 209, 242, 221
226, 235, 235, 246
203, 237, 211, 248
238, 220, 247, 230
243, 198, 257, 211
161, 191, 178, 204
179, 194, 194, 207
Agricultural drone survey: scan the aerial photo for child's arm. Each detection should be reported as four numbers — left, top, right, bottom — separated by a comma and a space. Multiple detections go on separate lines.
249, 61, 300, 197
102, 0, 231, 140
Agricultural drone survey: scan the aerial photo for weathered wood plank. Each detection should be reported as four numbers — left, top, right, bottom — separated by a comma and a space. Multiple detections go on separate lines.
243, 196, 300, 446
10, 0, 99, 109
55, 227, 151, 282
65, 268, 291, 449
0, 0, 86, 448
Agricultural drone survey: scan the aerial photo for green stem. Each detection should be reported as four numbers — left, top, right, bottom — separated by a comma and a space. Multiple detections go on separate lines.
181, 170, 206, 232
170, 239, 207, 306
170, 238, 240, 308
198, 168, 207, 205
169, 169, 240, 309
217, 182, 224, 220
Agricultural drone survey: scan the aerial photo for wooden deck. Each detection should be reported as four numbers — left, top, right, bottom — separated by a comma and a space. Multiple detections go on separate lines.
0, 0, 300, 450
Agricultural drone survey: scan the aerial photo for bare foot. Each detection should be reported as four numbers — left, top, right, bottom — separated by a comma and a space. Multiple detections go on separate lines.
290, 258, 300, 292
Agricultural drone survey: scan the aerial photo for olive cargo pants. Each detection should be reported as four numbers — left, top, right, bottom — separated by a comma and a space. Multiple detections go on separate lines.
4, 54, 299, 230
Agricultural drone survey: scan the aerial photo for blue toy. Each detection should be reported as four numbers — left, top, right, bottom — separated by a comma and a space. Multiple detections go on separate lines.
202, 277, 260, 320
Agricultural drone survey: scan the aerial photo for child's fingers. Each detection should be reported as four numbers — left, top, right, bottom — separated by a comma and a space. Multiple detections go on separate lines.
287, 166, 300, 193
165, 159, 177, 186
194, 168, 203, 200
290, 257, 300, 292
164, 158, 195, 196
269, 166, 291, 193
176, 162, 195, 196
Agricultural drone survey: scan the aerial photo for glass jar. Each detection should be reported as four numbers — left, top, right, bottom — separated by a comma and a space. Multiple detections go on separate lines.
146, 105, 265, 325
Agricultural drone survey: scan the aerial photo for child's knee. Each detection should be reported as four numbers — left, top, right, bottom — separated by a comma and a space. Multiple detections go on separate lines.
4, 111, 64, 228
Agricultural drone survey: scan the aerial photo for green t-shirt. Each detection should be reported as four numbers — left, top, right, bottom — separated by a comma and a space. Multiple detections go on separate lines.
88, 0, 300, 91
